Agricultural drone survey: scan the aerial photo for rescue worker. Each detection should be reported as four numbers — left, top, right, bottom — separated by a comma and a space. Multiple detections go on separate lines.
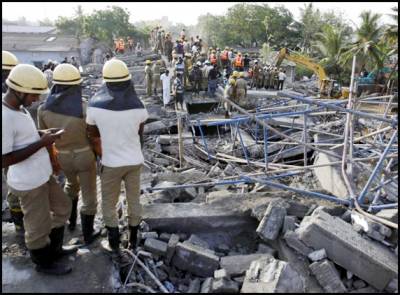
174, 57, 185, 84
37, 64, 100, 244
220, 47, 229, 68
175, 40, 184, 59
236, 72, 247, 106
216, 48, 222, 70
223, 78, 237, 118
233, 52, 244, 72
164, 35, 174, 63
272, 67, 279, 89
2, 50, 25, 238
173, 73, 185, 110
70, 56, 79, 70
264, 66, 272, 89
152, 60, 161, 96
3, 64, 76, 275
190, 62, 202, 97
251, 60, 262, 90
243, 53, 251, 72
208, 63, 221, 98
184, 53, 192, 88
86, 59, 148, 253
144, 60, 153, 97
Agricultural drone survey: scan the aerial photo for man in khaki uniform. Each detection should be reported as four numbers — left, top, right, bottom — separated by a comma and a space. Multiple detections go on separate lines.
251, 60, 261, 90
152, 60, 161, 96
2, 51, 25, 238
87, 60, 148, 253
2, 64, 76, 275
37, 64, 100, 245
236, 72, 247, 106
144, 60, 153, 97
223, 78, 237, 118
184, 53, 192, 88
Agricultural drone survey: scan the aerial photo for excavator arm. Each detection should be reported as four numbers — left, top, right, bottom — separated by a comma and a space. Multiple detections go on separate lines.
276, 48, 328, 81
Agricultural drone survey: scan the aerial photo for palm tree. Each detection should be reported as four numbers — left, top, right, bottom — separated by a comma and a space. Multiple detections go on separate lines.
383, 6, 398, 49
341, 11, 384, 72
313, 24, 348, 80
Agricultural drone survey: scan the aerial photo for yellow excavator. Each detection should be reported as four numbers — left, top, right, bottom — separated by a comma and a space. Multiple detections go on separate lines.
276, 48, 349, 99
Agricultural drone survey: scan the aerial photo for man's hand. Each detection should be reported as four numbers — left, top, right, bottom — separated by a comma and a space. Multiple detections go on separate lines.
39, 130, 63, 147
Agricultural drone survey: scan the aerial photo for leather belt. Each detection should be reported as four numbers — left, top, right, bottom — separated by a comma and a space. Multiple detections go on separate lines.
57, 146, 91, 154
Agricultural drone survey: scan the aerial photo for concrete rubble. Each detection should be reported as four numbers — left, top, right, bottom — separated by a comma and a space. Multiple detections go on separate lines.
3, 49, 398, 293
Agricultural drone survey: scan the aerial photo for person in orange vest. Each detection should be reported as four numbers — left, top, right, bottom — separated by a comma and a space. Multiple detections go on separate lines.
209, 50, 217, 66
233, 52, 244, 71
220, 47, 229, 68
117, 38, 125, 54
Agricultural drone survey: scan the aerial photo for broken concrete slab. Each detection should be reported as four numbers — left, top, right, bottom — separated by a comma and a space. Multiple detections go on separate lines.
210, 277, 239, 293
200, 278, 213, 293
187, 278, 201, 293
256, 243, 277, 257
142, 202, 258, 233
282, 215, 298, 234
376, 209, 398, 223
313, 151, 349, 199
214, 269, 228, 279
297, 209, 398, 290
144, 238, 168, 256
166, 234, 180, 265
309, 259, 347, 293
172, 242, 220, 277
307, 248, 327, 262
187, 234, 210, 250
220, 253, 270, 277
241, 256, 305, 293
283, 230, 313, 256
256, 202, 287, 241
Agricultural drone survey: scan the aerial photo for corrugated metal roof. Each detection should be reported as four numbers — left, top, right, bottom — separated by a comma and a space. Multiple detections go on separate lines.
2, 25, 56, 34
2, 32, 78, 52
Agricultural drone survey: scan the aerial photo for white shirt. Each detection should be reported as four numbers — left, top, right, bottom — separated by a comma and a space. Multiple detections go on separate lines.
2, 104, 52, 190
86, 107, 149, 167
160, 73, 171, 105
278, 72, 287, 81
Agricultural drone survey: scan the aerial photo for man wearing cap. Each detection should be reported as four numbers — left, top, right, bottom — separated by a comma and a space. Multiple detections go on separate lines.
37, 64, 100, 244
2, 64, 75, 275
2, 51, 26, 238
236, 72, 248, 105
190, 62, 202, 97
152, 60, 161, 96
144, 60, 153, 97
86, 59, 148, 253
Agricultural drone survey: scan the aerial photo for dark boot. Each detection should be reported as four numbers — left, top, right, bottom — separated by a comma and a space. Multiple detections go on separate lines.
80, 213, 101, 245
68, 199, 78, 231
101, 227, 120, 253
29, 245, 72, 275
49, 226, 78, 258
128, 225, 139, 249
10, 208, 25, 236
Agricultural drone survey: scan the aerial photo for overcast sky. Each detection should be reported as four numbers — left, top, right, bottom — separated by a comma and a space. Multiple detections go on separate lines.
2, 2, 397, 27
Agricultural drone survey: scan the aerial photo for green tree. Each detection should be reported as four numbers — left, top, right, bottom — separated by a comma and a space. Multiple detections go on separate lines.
39, 17, 54, 26
342, 11, 384, 72
263, 5, 300, 50
298, 3, 324, 54
313, 24, 349, 81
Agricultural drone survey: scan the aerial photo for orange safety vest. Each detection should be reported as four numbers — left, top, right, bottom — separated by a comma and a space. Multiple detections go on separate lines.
118, 41, 125, 50
221, 51, 228, 61
210, 54, 217, 65
235, 56, 243, 67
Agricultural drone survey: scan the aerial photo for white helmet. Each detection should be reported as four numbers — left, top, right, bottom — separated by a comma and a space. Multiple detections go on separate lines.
196, 61, 202, 66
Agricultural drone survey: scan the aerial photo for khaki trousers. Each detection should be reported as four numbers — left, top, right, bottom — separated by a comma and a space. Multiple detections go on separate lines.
57, 149, 98, 215
9, 176, 71, 250
100, 164, 142, 227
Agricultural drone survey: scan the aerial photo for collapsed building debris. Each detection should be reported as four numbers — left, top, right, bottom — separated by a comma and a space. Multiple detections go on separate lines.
3, 48, 397, 293
87, 52, 397, 293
